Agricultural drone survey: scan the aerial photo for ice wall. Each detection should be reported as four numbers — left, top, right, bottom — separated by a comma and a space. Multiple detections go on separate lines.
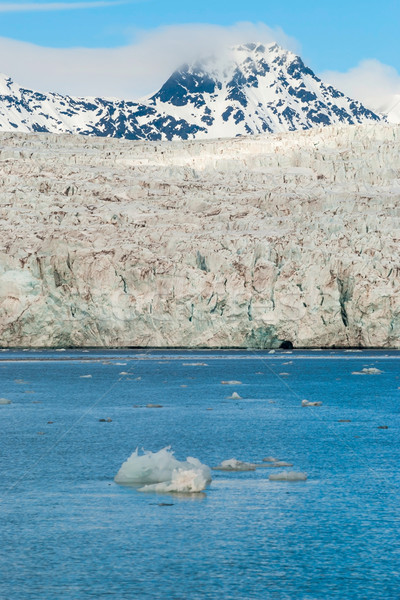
0, 124, 399, 347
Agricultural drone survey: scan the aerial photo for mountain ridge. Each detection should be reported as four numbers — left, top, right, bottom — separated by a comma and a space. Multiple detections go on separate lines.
0, 42, 382, 140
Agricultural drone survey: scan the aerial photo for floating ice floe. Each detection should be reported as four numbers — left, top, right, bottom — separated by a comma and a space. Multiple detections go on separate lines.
0, 398, 11, 405
352, 367, 383, 375
182, 362, 208, 366
221, 380, 242, 385
146, 404, 163, 408
269, 471, 307, 482
262, 456, 278, 462
266, 461, 294, 468
228, 392, 242, 400
213, 459, 256, 471
80, 374, 92, 378
114, 447, 211, 493
301, 399, 322, 407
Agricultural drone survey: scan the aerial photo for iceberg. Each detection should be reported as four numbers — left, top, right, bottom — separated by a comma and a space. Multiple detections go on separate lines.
114, 447, 211, 493
213, 459, 256, 471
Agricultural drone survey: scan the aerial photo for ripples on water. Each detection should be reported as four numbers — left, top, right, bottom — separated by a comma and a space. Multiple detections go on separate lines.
0, 349, 399, 599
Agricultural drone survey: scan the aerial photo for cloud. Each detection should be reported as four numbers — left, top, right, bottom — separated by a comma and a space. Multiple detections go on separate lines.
0, 22, 299, 99
0, 1, 129, 12
321, 60, 400, 123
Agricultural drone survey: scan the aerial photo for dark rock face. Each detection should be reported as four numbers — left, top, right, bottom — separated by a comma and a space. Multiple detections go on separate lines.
0, 43, 382, 141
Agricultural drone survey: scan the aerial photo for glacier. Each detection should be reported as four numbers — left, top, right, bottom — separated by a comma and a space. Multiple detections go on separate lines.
0, 123, 399, 348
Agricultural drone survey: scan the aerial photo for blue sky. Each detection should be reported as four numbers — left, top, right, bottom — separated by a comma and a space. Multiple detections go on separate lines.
0, 0, 399, 112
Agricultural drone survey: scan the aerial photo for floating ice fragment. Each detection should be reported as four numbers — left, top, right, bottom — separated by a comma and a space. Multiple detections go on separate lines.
268, 350, 275, 354
352, 368, 383, 375
80, 375, 92, 378
114, 447, 211, 493
182, 363, 208, 366
221, 380, 242, 385
213, 459, 256, 471
301, 399, 322, 407
119, 372, 129, 375
229, 392, 242, 399
0, 398, 11, 405
262, 456, 278, 462
146, 404, 163, 408
269, 471, 307, 482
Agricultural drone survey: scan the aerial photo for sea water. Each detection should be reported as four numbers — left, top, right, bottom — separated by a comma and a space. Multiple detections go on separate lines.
0, 349, 399, 599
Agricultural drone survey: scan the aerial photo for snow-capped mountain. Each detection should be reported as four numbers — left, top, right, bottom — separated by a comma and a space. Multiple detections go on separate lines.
0, 43, 382, 141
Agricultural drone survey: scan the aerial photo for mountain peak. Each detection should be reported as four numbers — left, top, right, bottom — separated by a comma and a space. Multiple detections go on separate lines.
0, 43, 382, 140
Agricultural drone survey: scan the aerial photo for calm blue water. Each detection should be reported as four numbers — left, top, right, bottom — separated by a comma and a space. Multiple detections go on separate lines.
0, 349, 399, 599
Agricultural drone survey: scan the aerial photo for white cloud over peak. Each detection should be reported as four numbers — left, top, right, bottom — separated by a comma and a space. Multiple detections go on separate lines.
321, 60, 400, 123
0, 22, 299, 98
0, 1, 129, 12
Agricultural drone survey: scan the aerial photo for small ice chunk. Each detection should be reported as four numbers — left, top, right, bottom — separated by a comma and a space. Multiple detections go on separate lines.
146, 404, 163, 408
182, 363, 208, 366
268, 350, 275, 354
221, 380, 242, 385
279, 372, 290, 376
80, 374, 92, 378
119, 372, 129, 375
229, 392, 242, 400
269, 471, 307, 482
0, 398, 11, 405
352, 368, 383, 375
213, 459, 256, 471
115, 447, 211, 493
301, 399, 322, 407
262, 456, 278, 462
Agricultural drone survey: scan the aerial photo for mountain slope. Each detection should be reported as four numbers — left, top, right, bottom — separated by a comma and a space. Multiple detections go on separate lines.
0, 43, 382, 141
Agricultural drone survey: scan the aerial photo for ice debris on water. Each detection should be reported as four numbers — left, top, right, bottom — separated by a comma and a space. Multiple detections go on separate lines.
182, 363, 208, 366
114, 447, 211, 493
269, 471, 307, 482
80, 374, 92, 379
0, 398, 11, 405
221, 380, 242, 385
301, 399, 323, 407
213, 459, 256, 471
229, 392, 242, 399
262, 456, 278, 462
352, 368, 383, 375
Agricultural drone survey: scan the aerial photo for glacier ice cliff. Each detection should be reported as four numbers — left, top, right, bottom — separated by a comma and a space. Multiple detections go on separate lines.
0, 123, 399, 348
